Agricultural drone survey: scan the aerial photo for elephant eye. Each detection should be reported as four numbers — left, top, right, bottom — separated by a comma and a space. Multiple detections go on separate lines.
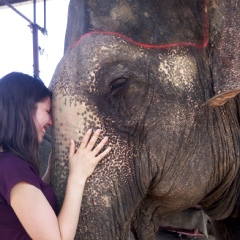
109, 78, 128, 95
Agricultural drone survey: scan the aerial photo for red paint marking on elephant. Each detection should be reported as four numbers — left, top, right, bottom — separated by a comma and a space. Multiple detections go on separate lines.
71, 0, 209, 50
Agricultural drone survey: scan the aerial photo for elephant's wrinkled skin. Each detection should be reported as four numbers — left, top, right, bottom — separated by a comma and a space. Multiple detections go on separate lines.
50, 0, 240, 239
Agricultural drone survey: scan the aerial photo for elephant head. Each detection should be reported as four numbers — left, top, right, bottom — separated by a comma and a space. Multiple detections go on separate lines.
50, 0, 240, 239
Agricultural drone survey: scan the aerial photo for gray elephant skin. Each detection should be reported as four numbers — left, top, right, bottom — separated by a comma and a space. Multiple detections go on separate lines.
49, 0, 240, 239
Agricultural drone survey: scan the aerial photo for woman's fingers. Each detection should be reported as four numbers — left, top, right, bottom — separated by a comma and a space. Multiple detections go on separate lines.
95, 147, 111, 162
75, 129, 111, 159
92, 136, 109, 156
68, 130, 111, 181
79, 129, 93, 149
69, 139, 76, 159
85, 129, 101, 151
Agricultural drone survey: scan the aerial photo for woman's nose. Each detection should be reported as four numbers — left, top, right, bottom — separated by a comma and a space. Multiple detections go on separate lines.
48, 117, 53, 126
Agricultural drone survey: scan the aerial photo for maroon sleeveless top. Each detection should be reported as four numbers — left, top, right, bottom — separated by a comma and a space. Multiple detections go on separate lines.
0, 152, 58, 239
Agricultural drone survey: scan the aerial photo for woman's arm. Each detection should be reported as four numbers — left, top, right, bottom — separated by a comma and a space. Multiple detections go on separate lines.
10, 129, 111, 240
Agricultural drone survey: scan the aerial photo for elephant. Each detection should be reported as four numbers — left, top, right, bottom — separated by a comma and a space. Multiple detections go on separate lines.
49, 0, 240, 239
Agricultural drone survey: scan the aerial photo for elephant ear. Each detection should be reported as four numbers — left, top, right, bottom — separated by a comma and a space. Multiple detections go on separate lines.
204, 0, 240, 107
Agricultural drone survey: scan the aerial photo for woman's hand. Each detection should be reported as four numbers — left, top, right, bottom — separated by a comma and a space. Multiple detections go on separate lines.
68, 129, 111, 185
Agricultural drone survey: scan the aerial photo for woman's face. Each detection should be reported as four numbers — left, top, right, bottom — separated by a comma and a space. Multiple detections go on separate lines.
33, 97, 52, 143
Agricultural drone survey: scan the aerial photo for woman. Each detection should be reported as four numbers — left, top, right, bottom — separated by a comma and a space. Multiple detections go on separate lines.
0, 72, 111, 240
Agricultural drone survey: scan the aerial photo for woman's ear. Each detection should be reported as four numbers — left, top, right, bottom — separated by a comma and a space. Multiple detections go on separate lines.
204, 0, 240, 107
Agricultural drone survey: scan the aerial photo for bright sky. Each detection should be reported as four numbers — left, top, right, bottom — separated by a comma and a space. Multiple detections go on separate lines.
0, 0, 70, 86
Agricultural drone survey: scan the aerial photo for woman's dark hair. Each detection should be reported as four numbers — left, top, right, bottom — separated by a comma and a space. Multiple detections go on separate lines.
0, 72, 52, 172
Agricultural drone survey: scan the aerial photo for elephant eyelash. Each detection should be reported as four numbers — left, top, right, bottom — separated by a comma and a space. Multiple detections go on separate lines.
109, 78, 128, 95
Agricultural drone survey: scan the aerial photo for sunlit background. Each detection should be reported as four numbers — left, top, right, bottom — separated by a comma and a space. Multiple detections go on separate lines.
0, 0, 70, 86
